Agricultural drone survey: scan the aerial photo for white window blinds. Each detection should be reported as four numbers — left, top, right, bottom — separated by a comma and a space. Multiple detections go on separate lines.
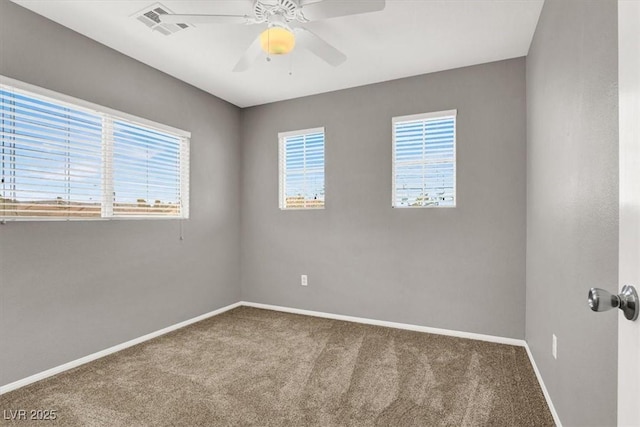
279, 128, 325, 209
109, 119, 188, 217
0, 79, 190, 220
392, 110, 457, 208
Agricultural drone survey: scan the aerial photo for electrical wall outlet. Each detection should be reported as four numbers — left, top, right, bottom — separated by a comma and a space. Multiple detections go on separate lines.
552, 334, 558, 359
301, 275, 308, 286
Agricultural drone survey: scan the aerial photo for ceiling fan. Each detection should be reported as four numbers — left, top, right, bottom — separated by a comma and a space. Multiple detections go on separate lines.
158, 0, 386, 72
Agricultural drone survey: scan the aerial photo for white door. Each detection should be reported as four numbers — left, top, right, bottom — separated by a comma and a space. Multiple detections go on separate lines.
618, 1, 640, 426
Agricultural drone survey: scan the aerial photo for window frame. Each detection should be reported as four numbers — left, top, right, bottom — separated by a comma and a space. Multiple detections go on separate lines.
0, 75, 191, 222
392, 109, 457, 209
278, 126, 325, 210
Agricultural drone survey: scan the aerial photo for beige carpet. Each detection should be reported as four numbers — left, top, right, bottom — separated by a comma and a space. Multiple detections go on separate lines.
1, 307, 554, 426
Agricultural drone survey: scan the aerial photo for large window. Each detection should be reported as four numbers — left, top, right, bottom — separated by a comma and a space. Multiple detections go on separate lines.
392, 110, 456, 208
0, 78, 190, 220
278, 127, 325, 210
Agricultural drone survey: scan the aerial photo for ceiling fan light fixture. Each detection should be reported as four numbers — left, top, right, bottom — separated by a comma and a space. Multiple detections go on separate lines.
260, 26, 295, 55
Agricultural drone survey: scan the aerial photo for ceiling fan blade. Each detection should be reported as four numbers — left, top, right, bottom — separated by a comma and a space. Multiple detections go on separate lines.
158, 14, 250, 25
300, 0, 385, 22
294, 28, 346, 67
233, 35, 264, 72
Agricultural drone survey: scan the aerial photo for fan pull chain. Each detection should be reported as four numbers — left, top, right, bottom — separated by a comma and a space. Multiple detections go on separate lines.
266, 29, 272, 62
289, 52, 293, 76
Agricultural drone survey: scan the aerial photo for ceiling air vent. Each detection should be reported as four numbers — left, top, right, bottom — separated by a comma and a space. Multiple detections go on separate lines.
133, 3, 190, 36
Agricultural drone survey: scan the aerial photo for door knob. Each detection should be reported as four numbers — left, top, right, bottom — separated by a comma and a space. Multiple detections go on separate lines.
588, 285, 639, 321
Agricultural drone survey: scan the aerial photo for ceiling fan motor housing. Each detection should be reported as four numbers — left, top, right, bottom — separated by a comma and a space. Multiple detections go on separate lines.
254, 0, 303, 23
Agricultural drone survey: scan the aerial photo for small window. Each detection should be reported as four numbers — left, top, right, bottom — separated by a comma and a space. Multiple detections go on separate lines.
392, 110, 457, 208
278, 127, 325, 210
0, 78, 190, 221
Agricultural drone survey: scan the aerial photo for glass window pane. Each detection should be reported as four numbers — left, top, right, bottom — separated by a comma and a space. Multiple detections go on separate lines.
280, 129, 325, 209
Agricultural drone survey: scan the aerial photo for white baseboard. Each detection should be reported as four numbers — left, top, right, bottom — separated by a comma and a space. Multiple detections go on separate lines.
0, 302, 241, 395
240, 301, 526, 347
524, 343, 563, 427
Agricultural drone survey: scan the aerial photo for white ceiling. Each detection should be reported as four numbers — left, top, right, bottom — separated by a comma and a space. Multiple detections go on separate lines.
12, 0, 544, 108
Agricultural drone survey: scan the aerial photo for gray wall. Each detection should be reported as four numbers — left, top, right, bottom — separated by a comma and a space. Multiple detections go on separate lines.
0, 1, 241, 386
526, 0, 619, 425
241, 58, 527, 339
